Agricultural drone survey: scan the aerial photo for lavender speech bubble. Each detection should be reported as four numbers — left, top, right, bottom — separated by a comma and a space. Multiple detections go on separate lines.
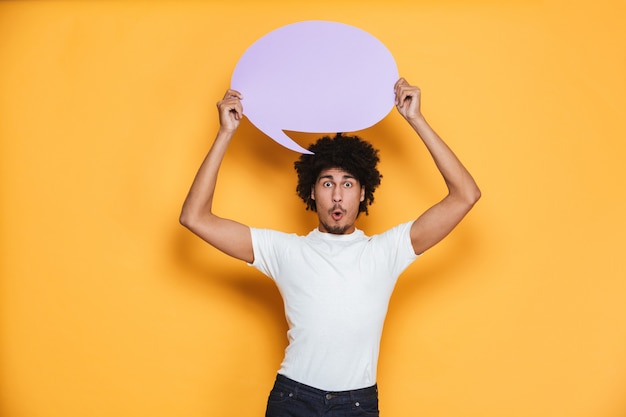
231, 20, 399, 154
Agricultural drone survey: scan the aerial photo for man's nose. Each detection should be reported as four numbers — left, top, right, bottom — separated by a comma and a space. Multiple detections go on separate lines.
332, 189, 342, 202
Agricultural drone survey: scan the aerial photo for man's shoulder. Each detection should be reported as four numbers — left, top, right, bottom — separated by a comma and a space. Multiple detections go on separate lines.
250, 227, 307, 241
368, 221, 415, 238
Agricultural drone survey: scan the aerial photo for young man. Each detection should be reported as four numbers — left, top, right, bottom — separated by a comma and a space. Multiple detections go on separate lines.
180, 78, 481, 417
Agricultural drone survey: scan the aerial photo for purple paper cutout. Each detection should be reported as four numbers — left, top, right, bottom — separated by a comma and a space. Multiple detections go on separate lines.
231, 20, 399, 154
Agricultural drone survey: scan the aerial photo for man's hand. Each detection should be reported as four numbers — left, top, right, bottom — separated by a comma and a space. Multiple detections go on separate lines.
217, 89, 243, 133
394, 78, 422, 122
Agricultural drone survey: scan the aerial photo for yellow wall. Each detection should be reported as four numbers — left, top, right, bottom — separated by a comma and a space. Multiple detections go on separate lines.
2, 1, 625, 416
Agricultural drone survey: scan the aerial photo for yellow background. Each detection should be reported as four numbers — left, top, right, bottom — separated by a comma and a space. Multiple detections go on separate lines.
1, 1, 625, 416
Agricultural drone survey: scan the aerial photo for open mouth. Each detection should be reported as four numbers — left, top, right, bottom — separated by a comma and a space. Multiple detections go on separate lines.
330, 206, 345, 221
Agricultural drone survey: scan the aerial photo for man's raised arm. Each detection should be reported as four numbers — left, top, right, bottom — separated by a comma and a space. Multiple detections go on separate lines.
179, 89, 254, 263
394, 78, 481, 256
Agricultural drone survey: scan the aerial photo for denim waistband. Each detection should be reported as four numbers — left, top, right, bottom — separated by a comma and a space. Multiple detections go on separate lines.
273, 373, 378, 405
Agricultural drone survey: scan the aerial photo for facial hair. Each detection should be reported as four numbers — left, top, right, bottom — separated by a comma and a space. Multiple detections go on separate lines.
319, 220, 352, 235
320, 205, 351, 234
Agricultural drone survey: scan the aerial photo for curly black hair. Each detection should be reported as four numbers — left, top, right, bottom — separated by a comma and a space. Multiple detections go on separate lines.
294, 133, 382, 215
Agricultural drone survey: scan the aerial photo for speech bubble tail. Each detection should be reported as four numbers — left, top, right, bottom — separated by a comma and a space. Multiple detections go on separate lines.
275, 132, 313, 154
254, 122, 313, 154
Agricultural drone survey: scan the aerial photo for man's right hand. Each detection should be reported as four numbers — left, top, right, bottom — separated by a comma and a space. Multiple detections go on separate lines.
217, 89, 244, 133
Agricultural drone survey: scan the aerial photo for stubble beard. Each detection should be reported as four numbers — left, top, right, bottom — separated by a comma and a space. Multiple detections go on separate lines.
319, 220, 352, 235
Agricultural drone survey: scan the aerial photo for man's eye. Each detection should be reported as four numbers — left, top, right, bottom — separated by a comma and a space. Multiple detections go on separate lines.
344, 182, 353, 188
323, 181, 332, 187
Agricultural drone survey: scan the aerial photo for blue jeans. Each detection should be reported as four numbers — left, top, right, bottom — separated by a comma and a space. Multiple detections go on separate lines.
265, 374, 380, 417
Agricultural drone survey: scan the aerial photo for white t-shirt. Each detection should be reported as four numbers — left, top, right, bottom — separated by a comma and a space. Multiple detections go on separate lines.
250, 221, 418, 391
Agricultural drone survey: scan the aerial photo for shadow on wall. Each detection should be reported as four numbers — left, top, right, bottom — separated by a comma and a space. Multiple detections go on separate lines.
170, 223, 287, 335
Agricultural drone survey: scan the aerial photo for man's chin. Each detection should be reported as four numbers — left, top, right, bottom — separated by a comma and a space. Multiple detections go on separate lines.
320, 221, 352, 235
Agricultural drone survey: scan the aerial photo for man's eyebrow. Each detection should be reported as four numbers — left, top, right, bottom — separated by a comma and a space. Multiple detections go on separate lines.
317, 174, 356, 181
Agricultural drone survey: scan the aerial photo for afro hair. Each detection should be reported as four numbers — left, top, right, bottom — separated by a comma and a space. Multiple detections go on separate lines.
294, 134, 382, 215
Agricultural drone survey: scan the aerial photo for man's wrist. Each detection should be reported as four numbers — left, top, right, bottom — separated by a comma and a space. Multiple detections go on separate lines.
217, 126, 237, 136
407, 113, 427, 127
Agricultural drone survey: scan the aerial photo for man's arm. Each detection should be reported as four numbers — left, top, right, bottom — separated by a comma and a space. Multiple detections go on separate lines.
394, 78, 481, 255
179, 89, 254, 263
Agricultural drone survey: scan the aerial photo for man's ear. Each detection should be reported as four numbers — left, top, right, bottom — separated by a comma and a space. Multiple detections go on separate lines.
360, 186, 365, 202
311, 186, 315, 200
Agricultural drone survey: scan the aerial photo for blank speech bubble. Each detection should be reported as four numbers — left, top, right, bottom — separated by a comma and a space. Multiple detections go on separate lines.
231, 20, 399, 154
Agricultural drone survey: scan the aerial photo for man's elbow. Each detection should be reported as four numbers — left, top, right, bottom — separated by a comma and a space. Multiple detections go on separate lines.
456, 183, 481, 209
179, 208, 200, 230
179, 208, 216, 236
179, 211, 192, 229
469, 184, 481, 205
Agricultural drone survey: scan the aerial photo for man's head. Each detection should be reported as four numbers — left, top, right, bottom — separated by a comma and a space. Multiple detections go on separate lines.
294, 134, 382, 232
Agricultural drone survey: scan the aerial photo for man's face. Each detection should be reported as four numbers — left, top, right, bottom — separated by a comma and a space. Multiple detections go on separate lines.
311, 168, 365, 234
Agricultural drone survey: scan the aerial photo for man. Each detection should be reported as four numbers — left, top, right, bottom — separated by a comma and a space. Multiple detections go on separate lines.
180, 78, 480, 416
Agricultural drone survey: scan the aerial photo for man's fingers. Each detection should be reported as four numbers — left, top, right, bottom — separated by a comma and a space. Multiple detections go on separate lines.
223, 89, 243, 100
